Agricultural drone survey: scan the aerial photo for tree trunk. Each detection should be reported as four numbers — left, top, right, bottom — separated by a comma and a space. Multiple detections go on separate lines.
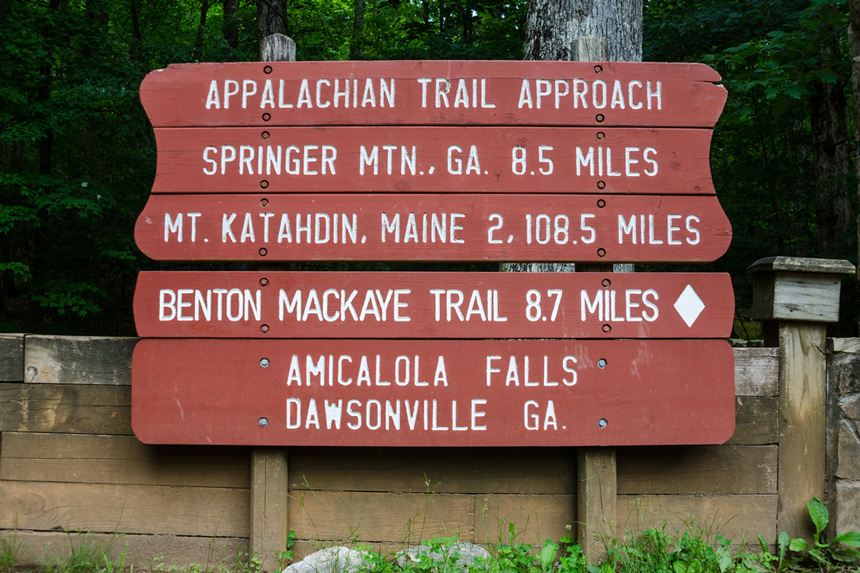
849, 0, 860, 273
571, 0, 642, 61
810, 37, 853, 254
511, 0, 642, 273
350, 0, 366, 59
39, 0, 62, 177
523, 0, 575, 61
258, 0, 289, 38
193, 0, 211, 60
223, 0, 239, 50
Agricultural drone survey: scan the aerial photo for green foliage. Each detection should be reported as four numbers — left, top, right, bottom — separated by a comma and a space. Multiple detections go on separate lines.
39, 531, 127, 573
782, 496, 860, 569
0, 529, 23, 572
2, 0, 859, 335
645, 0, 859, 335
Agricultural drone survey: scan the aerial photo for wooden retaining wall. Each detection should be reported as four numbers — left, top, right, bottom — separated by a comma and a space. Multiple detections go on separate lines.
0, 334, 785, 569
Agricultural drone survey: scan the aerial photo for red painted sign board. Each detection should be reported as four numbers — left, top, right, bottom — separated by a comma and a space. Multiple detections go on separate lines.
139, 61, 727, 128
131, 338, 736, 447
150, 127, 715, 195
134, 193, 732, 263
134, 271, 735, 339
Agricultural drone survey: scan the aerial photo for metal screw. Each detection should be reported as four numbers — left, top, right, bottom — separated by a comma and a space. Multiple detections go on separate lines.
260, 358, 270, 368
597, 358, 607, 369
260, 180, 269, 189
260, 324, 270, 333
597, 180, 606, 189
597, 418, 608, 428
262, 113, 271, 121
595, 113, 605, 122
261, 131, 270, 140
259, 277, 269, 287
597, 199, 606, 208
601, 278, 611, 288
259, 417, 269, 427
594, 65, 603, 74
597, 248, 606, 257
602, 324, 612, 333
596, 132, 605, 140
258, 247, 268, 257
263, 65, 273, 74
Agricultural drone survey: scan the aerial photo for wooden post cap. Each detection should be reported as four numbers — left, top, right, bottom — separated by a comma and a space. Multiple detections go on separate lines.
748, 256, 856, 323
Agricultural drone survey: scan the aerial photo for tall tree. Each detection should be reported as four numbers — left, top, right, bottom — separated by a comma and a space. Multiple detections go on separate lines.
259, 0, 289, 37
223, 0, 240, 50
850, 0, 860, 273
350, 0, 367, 59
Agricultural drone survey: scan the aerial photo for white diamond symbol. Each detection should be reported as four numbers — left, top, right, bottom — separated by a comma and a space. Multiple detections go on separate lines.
674, 284, 706, 327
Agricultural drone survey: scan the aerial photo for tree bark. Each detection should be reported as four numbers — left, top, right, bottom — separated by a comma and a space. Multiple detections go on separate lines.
571, 0, 642, 61
523, 0, 575, 61
512, 0, 642, 273
349, 0, 366, 59
849, 0, 860, 273
810, 36, 853, 254
223, 0, 239, 50
258, 0, 289, 38
193, 0, 211, 60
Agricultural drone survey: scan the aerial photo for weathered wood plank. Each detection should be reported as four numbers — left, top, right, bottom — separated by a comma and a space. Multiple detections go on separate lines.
8, 531, 248, 570
0, 383, 131, 434
476, 494, 575, 546
24, 335, 137, 385
0, 481, 249, 537
728, 397, 778, 445
0, 432, 249, 487
616, 494, 778, 546
748, 258, 855, 324
289, 448, 575, 494
0, 333, 24, 382
777, 322, 827, 539
831, 338, 860, 354
286, 490, 474, 543
577, 448, 616, 559
251, 448, 290, 569
616, 445, 777, 495
733, 348, 778, 397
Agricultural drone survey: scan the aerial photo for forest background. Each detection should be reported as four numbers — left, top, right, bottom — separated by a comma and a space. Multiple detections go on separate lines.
1, 0, 859, 336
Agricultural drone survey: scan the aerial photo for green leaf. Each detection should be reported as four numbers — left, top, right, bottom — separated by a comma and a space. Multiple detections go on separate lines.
833, 531, 860, 547
777, 532, 790, 557
538, 540, 556, 570
808, 497, 829, 534
673, 561, 687, 573
830, 547, 860, 562
788, 538, 808, 552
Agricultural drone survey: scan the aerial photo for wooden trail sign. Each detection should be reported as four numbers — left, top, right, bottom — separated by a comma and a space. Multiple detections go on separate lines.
134, 271, 735, 339
150, 126, 715, 195
139, 60, 727, 128
131, 338, 736, 447
134, 193, 732, 263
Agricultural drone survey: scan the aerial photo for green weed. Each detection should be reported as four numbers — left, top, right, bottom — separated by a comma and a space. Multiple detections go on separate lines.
0, 529, 23, 572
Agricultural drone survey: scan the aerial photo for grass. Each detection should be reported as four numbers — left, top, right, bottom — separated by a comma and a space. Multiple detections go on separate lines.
1, 528, 857, 573
1, 499, 857, 573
